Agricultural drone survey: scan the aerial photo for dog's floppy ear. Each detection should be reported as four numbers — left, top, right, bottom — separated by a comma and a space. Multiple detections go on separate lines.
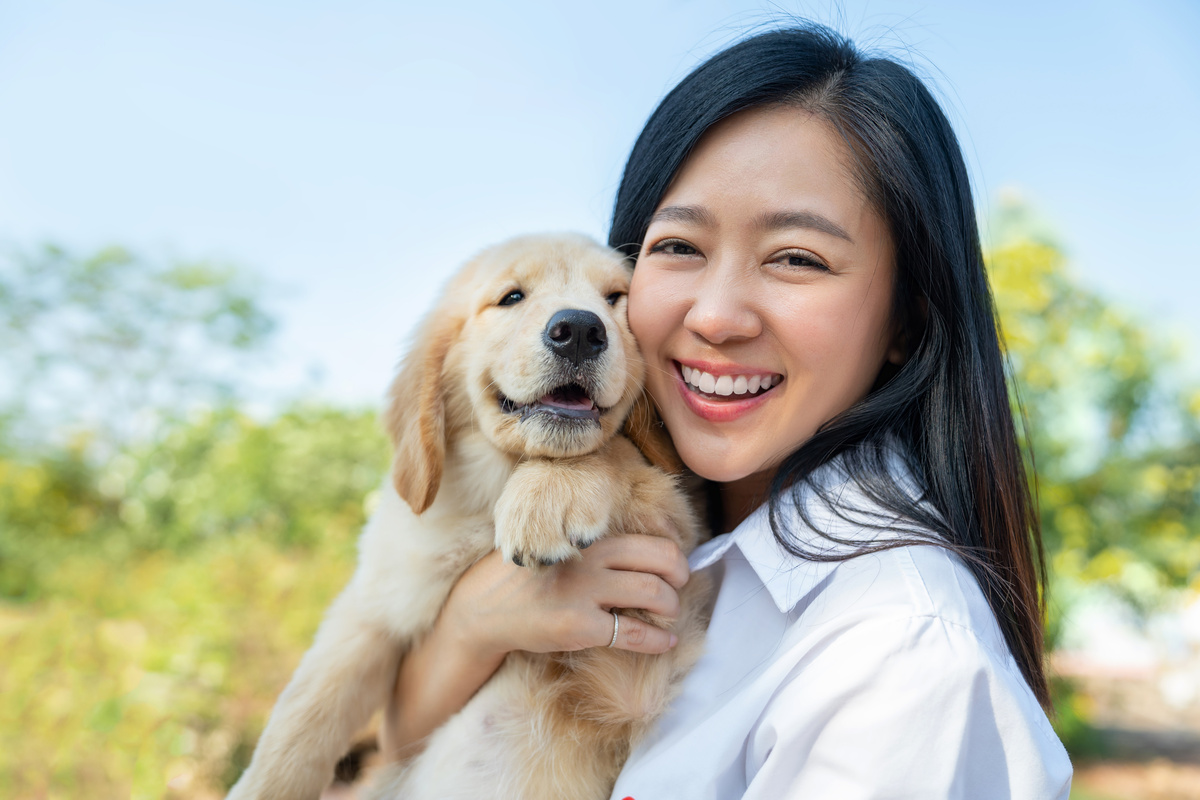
385, 311, 462, 514
623, 390, 683, 474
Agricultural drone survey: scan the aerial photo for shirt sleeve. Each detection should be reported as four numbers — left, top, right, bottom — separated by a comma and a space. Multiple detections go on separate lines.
741, 614, 1073, 800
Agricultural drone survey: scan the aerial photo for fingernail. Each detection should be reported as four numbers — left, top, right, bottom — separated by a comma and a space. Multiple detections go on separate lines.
668, 634, 678, 648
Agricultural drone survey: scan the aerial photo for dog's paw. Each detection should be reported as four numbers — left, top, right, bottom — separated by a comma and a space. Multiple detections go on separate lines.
496, 507, 605, 567
503, 539, 576, 568
494, 466, 612, 568
494, 457, 619, 568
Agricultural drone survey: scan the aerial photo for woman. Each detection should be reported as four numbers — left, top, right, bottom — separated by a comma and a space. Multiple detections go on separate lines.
381, 24, 1072, 798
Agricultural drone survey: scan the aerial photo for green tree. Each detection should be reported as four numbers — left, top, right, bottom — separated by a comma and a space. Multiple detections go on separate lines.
0, 244, 389, 797
0, 243, 283, 598
986, 202, 1200, 759
0, 243, 274, 453
988, 204, 1200, 618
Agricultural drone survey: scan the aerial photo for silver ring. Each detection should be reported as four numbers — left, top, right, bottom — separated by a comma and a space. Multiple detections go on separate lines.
607, 611, 620, 648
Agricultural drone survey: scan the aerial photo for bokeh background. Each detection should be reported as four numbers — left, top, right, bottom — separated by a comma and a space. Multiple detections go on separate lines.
2, 1, 1199, 798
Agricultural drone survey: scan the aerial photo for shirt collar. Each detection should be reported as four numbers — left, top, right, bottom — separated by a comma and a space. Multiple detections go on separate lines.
688, 448, 927, 614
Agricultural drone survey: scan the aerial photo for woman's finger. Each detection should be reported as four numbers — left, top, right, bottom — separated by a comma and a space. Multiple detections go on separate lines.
594, 534, 691, 591
600, 570, 681, 621
605, 612, 677, 655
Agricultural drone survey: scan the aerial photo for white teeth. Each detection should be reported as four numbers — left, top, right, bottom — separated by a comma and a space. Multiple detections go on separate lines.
680, 365, 780, 397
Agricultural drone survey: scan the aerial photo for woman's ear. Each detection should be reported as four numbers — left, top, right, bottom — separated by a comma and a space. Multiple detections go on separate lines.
384, 313, 462, 514
886, 294, 927, 366
886, 334, 907, 366
623, 390, 684, 474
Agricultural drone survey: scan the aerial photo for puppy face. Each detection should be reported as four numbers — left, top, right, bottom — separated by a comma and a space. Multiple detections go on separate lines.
388, 235, 641, 512
454, 235, 638, 458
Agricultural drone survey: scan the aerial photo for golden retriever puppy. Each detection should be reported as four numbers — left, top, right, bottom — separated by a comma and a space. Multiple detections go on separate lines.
227, 234, 708, 800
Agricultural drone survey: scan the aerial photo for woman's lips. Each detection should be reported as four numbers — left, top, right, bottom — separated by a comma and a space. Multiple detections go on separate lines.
673, 360, 780, 422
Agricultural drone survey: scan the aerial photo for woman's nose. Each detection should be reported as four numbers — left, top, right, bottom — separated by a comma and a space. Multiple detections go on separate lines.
682, 262, 762, 344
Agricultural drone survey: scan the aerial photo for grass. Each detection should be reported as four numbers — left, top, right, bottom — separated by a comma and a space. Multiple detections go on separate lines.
0, 535, 356, 799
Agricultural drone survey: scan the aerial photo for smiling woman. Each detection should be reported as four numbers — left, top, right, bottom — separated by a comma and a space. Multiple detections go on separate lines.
630, 106, 904, 522
376, 22, 1073, 800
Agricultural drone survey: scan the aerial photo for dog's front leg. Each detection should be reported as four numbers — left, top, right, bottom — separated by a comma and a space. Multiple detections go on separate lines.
227, 586, 400, 800
493, 455, 616, 567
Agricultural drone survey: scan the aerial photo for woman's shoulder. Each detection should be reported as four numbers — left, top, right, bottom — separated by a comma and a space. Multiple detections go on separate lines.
795, 543, 1029, 694
740, 546, 1073, 798
738, 514, 1013, 660
703, 457, 1018, 676
653, 490, 1071, 800
727, 505, 1070, 782
821, 541, 1010, 647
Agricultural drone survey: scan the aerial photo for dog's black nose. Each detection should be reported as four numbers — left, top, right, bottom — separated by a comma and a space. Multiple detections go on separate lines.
544, 309, 607, 365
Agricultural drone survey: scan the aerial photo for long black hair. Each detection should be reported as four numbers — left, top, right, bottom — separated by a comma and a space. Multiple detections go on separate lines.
609, 24, 1049, 707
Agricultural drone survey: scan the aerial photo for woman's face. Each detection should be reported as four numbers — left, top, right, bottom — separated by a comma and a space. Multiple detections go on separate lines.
629, 105, 903, 500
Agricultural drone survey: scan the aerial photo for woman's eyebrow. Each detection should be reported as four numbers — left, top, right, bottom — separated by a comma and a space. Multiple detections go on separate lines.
756, 210, 854, 243
650, 205, 853, 244
649, 205, 715, 227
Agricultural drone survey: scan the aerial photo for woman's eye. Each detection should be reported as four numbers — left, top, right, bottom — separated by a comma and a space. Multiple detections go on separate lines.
648, 239, 699, 257
776, 251, 829, 271
606, 292, 624, 306
498, 289, 525, 306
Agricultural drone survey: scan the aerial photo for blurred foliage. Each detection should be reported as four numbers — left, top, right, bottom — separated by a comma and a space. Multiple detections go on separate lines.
0, 243, 274, 452
987, 201, 1200, 759
1, 211, 1198, 795
0, 534, 356, 798
0, 403, 389, 796
0, 400, 386, 796
0, 404, 389, 600
0, 243, 388, 796
988, 228, 1200, 618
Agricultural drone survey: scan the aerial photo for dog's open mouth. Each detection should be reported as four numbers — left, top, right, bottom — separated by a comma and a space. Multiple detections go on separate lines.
500, 382, 602, 422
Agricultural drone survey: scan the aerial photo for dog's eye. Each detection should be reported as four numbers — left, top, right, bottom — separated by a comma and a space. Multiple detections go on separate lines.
498, 290, 525, 306
606, 292, 623, 306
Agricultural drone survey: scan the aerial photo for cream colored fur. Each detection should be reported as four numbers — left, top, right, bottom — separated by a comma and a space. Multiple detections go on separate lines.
226, 234, 708, 800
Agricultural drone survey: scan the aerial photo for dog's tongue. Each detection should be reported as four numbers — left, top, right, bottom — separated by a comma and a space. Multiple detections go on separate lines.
540, 388, 594, 411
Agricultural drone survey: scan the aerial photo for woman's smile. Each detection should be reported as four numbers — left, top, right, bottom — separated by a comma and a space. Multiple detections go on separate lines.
671, 360, 782, 423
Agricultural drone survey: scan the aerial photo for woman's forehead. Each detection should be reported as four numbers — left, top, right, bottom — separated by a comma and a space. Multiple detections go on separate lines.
653, 106, 882, 241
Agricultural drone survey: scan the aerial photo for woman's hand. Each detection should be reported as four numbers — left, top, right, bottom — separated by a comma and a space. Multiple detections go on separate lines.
452, 533, 691, 655
379, 533, 690, 760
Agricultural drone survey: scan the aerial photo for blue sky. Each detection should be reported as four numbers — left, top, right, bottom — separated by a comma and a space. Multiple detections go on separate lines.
2, 0, 1197, 405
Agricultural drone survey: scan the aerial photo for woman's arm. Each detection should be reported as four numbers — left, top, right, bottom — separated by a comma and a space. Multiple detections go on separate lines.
378, 534, 691, 760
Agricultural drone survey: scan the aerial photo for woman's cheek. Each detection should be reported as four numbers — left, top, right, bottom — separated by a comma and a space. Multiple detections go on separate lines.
627, 267, 652, 343
627, 266, 677, 413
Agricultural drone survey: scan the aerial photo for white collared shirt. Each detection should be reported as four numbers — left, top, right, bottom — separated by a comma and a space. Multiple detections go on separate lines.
610, 469, 1073, 800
